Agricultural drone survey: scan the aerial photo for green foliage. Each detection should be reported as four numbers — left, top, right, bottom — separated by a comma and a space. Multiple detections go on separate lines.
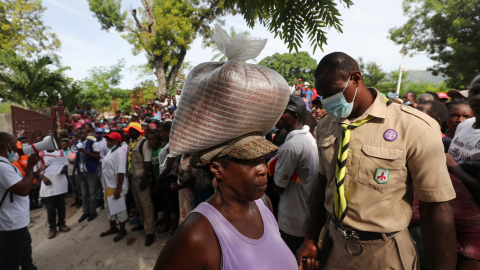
258, 52, 317, 83
79, 59, 130, 111
389, 0, 480, 88
357, 57, 387, 89
0, 53, 69, 109
226, 0, 353, 53
89, 0, 231, 96
0, 0, 61, 60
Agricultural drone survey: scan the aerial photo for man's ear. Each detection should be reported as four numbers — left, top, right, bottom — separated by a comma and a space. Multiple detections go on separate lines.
351, 71, 363, 87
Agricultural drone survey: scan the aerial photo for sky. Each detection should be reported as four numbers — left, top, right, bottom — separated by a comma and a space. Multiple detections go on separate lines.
41, 0, 436, 89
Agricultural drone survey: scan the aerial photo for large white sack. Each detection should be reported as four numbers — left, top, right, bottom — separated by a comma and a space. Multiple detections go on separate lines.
169, 25, 290, 157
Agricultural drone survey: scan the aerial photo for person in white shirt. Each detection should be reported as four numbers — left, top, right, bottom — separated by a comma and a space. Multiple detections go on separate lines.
271, 95, 319, 254
39, 142, 71, 239
100, 132, 130, 242
0, 132, 42, 270
175, 89, 182, 107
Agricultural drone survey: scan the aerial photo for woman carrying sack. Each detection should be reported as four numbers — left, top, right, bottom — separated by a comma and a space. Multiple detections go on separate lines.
155, 25, 296, 270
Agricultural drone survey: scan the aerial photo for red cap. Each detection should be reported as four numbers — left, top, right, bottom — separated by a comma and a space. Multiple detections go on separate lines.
134, 105, 140, 109
105, 132, 122, 142
438, 92, 449, 99
111, 121, 116, 124
298, 78, 302, 81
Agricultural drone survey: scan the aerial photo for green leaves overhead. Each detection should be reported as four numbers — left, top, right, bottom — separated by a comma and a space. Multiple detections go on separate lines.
389, 0, 480, 88
0, 53, 69, 109
0, 0, 61, 60
258, 51, 317, 83
225, 0, 353, 53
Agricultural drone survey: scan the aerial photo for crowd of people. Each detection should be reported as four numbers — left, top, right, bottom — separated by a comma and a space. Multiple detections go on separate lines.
1, 50, 480, 270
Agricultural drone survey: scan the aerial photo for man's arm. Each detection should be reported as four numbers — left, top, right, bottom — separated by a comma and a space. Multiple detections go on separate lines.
419, 201, 457, 270
296, 173, 327, 270
139, 161, 151, 191
8, 154, 42, 196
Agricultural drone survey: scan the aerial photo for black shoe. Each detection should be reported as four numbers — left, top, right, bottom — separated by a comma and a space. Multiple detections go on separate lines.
145, 234, 155, 247
87, 213, 97, 222
131, 225, 144, 232
78, 213, 89, 223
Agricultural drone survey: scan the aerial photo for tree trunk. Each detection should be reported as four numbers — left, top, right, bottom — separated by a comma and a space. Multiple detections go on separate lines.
153, 58, 168, 97
166, 50, 187, 92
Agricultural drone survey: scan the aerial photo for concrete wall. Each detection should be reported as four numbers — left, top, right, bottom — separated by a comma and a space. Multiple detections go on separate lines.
0, 113, 12, 133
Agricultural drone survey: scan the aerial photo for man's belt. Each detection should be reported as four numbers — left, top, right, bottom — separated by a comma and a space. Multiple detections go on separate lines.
333, 222, 399, 256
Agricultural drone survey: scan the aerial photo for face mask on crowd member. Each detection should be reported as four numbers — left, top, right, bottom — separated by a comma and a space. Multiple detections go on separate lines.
320, 75, 358, 118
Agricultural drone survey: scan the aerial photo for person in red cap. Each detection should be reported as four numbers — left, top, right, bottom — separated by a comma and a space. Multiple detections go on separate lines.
100, 132, 130, 242
124, 123, 155, 246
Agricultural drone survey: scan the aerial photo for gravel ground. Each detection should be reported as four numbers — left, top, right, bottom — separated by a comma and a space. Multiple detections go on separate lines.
29, 195, 170, 270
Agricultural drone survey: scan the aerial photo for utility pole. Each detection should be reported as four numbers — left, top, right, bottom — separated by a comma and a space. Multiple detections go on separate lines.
396, 48, 408, 97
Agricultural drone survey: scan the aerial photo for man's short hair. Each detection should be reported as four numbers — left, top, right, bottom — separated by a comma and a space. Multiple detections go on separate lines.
0, 132, 12, 143
419, 100, 448, 124
314, 52, 359, 82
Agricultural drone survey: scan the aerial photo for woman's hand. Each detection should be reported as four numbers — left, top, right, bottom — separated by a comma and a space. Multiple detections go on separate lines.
114, 188, 122, 200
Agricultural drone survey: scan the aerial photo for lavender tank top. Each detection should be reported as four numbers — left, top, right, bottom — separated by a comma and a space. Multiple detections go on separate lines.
192, 199, 298, 270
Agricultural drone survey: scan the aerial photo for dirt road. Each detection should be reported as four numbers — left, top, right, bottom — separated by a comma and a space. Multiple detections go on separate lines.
29, 196, 169, 270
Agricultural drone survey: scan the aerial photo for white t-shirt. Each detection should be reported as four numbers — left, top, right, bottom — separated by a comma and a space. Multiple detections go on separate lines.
175, 95, 181, 106
274, 125, 319, 237
96, 139, 108, 162
39, 150, 69, 197
76, 139, 100, 173
0, 156, 30, 231
449, 117, 480, 164
159, 143, 179, 177
102, 143, 129, 195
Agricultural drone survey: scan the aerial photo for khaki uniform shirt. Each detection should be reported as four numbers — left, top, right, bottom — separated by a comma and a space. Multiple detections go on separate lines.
316, 88, 456, 233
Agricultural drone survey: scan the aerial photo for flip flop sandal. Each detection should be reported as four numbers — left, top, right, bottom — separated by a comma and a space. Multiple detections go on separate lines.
100, 230, 119, 237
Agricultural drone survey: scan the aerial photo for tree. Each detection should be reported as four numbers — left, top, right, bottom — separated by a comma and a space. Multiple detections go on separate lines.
389, 0, 480, 88
258, 52, 317, 83
228, 0, 353, 52
357, 57, 386, 88
0, 53, 69, 109
0, 0, 61, 59
209, 26, 255, 62
89, 0, 232, 97
80, 59, 129, 110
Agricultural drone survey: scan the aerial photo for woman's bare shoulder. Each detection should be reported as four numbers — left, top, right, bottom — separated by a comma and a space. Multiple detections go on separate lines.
154, 212, 221, 270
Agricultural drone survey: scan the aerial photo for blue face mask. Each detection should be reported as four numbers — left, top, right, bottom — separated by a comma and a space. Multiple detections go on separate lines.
109, 145, 117, 151
321, 76, 358, 118
6, 144, 15, 160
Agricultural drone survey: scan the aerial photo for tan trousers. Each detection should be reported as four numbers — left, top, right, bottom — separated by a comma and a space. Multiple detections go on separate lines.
325, 220, 419, 270
130, 176, 155, 234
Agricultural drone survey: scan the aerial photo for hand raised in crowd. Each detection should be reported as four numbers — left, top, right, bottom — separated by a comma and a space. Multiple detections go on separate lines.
296, 239, 320, 270
114, 188, 121, 200
41, 176, 52, 186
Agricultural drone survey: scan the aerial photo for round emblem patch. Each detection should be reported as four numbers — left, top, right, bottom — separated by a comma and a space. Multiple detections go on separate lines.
383, 129, 398, 141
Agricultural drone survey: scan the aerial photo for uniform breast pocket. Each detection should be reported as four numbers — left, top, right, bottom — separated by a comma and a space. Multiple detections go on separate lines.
358, 144, 406, 192
319, 136, 337, 188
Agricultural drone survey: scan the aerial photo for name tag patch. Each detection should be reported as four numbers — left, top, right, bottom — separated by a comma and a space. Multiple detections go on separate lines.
374, 168, 390, 184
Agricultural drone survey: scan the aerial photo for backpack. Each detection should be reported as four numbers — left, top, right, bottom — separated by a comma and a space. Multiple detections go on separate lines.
0, 160, 17, 208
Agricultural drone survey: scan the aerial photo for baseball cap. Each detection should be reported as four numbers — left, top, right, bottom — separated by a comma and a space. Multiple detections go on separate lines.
437, 92, 449, 100
447, 89, 468, 100
132, 113, 138, 117
304, 82, 311, 86
94, 128, 104, 133
285, 95, 307, 118
111, 121, 117, 124
141, 105, 147, 108
298, 78, 302, 81
134, 105, 140, 109
105, 132, 122, 142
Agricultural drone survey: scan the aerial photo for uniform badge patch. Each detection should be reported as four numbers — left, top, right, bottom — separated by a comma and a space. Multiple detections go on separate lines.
383, 129, 398, 141
374, 168, 390, 184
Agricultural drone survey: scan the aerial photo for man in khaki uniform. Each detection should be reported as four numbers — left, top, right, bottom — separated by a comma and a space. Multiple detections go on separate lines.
297, 52, 457, 270
124, 123, 155, 246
